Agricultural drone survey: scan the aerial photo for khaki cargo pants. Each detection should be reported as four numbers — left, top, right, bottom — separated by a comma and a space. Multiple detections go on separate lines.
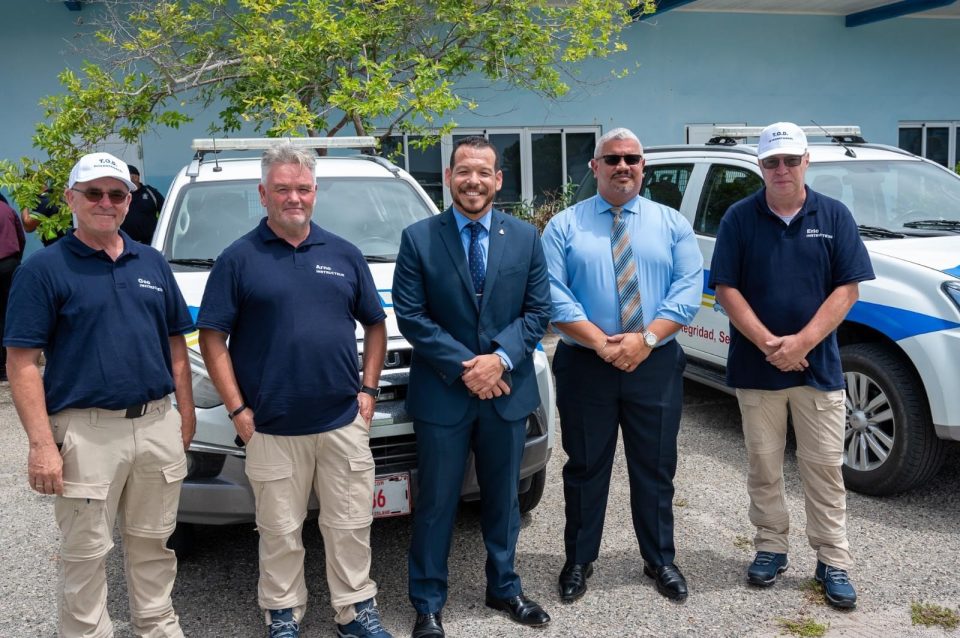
736, 386, 853, 570
50, 397, 187, 638
245, 412, 378, 627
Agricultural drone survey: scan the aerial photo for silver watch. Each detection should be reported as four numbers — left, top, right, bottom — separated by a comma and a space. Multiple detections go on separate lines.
642, 330, 659, 348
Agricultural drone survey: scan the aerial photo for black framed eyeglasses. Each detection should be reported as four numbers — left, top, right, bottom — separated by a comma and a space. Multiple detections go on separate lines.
760, 155, 804, 170
71, 187, 129, 205
600, 154, 643, 166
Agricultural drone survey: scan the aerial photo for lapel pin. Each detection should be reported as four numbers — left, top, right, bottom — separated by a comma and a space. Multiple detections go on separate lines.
499, 228, 505, 235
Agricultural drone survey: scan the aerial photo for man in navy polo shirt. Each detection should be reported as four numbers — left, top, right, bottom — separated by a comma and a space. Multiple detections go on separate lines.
197, 142, 391, 638
710, 122, 875, 609
4, 152, 196, 637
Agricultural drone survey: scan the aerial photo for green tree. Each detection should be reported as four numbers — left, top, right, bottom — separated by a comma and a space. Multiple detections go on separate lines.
1, 0, 652, 237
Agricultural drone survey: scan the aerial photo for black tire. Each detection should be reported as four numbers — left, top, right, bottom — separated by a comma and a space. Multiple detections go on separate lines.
518, 468, 546, 515
166, 522, 196, 560
840, 342, 946, 495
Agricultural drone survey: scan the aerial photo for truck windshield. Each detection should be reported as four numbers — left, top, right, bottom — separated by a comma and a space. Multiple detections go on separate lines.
163, 177, 435, 262
806, 160, 960, 232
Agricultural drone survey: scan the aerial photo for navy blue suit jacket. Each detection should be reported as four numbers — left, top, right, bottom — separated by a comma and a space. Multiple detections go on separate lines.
393, 207, 551, 425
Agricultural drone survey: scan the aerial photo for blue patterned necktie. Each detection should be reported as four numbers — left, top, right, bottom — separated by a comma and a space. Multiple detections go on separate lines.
611, 207, 645, 332
468, 222, 485, 297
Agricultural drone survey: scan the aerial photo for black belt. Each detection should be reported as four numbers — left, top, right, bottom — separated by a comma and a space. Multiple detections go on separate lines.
124, 403, 150, 419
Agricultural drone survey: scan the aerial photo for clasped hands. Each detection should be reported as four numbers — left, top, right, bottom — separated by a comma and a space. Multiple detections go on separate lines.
461, 354, 510, 400
596, 333, 649, 372
763, 334, 810, 372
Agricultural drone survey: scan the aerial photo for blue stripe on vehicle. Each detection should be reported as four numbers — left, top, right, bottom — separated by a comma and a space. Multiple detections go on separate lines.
847, 301, 960, 341
945, 265, 960, 278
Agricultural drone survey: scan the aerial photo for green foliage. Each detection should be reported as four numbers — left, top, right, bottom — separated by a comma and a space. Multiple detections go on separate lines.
910, 602, 959, 630
510, 180, 578, 232
2, 0, 649, 237
776, 617, 828, 638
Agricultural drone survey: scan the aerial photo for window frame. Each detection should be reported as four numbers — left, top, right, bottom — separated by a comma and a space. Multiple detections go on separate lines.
898, 121, 959, 169
375, 126, 601, 209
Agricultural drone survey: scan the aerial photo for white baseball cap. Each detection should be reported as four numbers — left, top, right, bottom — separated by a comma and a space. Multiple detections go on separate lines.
757, 122, 808, 160
67, 152, 136, 190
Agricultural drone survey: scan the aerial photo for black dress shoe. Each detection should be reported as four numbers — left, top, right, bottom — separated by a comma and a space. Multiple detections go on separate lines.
484, 593, 551, 626
643, 562, 689, 602
412, 612, 445, 638
559, 562, 593, 602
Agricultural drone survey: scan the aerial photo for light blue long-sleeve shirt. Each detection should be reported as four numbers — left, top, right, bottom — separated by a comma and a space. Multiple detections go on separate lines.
541, 194, 703, 346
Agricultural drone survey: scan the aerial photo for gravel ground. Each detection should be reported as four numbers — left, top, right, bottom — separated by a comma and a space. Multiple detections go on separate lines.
1, 375, 958, 637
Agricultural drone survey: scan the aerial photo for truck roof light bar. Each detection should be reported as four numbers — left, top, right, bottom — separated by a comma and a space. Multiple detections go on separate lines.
191, 136, 377, 152
711, 126, 862, 139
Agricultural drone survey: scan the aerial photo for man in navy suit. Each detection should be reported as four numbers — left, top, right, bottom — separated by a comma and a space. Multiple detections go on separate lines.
393, 136, 552, 638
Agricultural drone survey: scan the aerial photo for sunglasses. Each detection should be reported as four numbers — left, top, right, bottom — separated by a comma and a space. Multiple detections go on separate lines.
71, 187, 129, 205
600, 154, 643, 166
760, 155, 804, 169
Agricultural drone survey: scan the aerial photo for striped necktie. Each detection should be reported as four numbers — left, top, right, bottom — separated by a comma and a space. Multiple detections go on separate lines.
610, 206, 645, 332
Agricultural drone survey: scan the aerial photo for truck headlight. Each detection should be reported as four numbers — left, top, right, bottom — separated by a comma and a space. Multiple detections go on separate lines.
943, 281, 960, 314
191, 371, 223, 409
188, 348, 223, 409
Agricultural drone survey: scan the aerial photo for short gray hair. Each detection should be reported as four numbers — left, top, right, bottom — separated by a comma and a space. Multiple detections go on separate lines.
261, 142, 316, 183
594, 128, 642, 158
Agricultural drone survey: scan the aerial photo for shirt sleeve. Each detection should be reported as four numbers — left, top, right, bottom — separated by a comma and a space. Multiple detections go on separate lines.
196, 252, 240, 334
352, 254, 387, 327
160, 258, 196, 336
654, 214, 704, 326
708, 209, 742, 289
541, 213, 588, 324
3, 265, 56, 348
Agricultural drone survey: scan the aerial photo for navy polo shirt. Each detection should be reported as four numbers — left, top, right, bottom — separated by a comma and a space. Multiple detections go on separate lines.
197, 219, 386, 436
709, 186, 875, 391
3, 231, 195, 413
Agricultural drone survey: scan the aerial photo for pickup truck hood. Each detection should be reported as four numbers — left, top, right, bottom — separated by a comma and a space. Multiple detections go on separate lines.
867, 236, 960, 278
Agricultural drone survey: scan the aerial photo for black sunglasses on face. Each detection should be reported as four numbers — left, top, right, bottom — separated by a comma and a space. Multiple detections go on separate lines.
71, 187, 129, 205
760, 155, 804, 169
600, 154, 643, 166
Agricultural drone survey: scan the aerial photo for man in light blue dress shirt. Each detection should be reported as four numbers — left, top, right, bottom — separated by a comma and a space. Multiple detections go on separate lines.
541, 127, 702, 603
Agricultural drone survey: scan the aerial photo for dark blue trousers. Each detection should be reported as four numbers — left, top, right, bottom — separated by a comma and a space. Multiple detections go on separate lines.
408, 399, 526, 614
553, 339, 685, 567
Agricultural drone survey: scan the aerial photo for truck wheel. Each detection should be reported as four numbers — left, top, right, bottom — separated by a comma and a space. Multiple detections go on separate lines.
840, 343, 946, 495
518, 468, 546, 515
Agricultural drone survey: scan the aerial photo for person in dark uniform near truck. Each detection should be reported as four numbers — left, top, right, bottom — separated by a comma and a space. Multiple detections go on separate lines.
4, 152, 196, 637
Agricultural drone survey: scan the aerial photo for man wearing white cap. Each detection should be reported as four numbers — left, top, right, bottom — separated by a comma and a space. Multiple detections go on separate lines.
4, 152, 196, 637
709, 123, 874, 609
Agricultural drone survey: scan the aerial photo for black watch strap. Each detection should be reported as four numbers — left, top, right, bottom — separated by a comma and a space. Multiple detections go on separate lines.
227, 403, 248, 420
360, 385, 381, 400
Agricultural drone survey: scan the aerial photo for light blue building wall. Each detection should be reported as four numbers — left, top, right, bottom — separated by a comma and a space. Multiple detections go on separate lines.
452, 10, 960, 147
1, 4, 958, 202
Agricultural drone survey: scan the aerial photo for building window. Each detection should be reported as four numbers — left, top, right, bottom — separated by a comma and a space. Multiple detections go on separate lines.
377, 126, 600, 211
898, 122, 959, 170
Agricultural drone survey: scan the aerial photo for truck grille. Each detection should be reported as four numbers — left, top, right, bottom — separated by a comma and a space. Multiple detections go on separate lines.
371, 433, 418, 474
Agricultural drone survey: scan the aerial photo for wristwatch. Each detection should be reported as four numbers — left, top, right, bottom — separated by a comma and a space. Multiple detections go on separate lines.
360, 385, 381, 400
642, 330, 659, 348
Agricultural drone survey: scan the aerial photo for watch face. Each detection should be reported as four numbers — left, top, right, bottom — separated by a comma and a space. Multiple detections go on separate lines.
644, 332, 658, 347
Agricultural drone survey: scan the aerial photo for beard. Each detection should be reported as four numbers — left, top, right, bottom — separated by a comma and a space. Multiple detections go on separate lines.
451, 187, 496, 216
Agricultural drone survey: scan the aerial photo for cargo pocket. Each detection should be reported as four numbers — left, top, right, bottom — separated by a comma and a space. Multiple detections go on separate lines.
160, 456, 189, 527
736, 391, 774, 454
347, 455, 376, 521
814, 391, 846, 462
245, 461, 296, 533
56, 482, 111, 561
